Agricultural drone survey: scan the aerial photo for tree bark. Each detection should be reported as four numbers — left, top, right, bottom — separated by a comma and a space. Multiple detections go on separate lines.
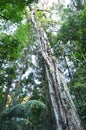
26, 7, 84, 130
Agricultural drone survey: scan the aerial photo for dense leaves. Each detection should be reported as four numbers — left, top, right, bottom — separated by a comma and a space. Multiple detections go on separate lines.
69, 65, 86, 128
0, 100, 45, 130
56, 1, 86, 127
0, 0, 86, 130
0, 0, 38, 22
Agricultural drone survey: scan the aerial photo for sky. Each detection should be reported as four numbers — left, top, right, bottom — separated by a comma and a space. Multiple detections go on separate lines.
38, 0, 70, 9
65, 0, 70, 5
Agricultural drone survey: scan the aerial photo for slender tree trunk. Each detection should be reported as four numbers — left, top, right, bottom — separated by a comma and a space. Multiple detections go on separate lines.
12, 47, 29, 105
64, 54, 73, 79
26, 7, 84, 130
0, 81, 12, 111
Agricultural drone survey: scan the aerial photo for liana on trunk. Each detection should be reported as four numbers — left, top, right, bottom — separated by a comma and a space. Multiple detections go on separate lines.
26, 6, 84, 130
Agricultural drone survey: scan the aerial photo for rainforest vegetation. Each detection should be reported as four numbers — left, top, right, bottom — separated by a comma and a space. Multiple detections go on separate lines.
0, 0, 86, 130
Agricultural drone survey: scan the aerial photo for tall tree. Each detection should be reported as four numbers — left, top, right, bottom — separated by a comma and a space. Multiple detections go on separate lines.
26, 6, 84, 130
0, 0, 85, 129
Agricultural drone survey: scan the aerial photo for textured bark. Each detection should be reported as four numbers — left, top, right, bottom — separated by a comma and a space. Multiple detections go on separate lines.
26, 7, 84, 130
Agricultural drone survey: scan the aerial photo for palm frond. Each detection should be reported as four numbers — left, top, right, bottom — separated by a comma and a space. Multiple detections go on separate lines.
0, 100, 46, 130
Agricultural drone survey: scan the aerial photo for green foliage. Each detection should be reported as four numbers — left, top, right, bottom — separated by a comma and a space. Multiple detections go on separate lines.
0, 119, 29, 130
57, 6, 86, 65
0, 0, 86, 129
0, 34, 22, 61
56, 2, 86, 127
0, 1, 25, 22
0, 33, 24, 91
69, 65, 86, 127
0, 0, 38, 22
0, 100, 46, 130
71, 0, 84, 10
15, 23, 30, 44
0, 87, 4, 106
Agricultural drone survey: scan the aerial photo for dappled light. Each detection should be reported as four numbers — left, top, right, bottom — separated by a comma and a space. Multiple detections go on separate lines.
0, 0, 86, 130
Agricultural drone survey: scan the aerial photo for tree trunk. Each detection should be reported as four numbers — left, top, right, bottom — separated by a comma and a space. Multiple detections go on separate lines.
64, 54, 73, 79
0, 81, 12, 111
26, 7, 84, 130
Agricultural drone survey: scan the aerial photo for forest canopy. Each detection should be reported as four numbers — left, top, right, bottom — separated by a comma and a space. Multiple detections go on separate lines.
0, 0, 86, 130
